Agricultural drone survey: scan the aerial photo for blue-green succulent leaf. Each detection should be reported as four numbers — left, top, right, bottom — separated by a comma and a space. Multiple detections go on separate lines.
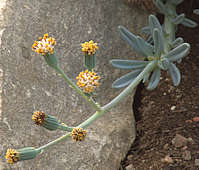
147, 36, 153, 44
158, 58, 170, 70
181, 18, 198, 28
168, 63, 181, 86
177, 58, 182, 63
194, 9, 199, 15
155, 0, 170, 15
164, 43, 190, 62
153, 28, 164, 58
170, 37, 184, 48
119, 26, 145, 56
172, 13, 185, 25
143, 72, 150, 83
110, 59, 149, 70
149, 15, 163, 35
141, 26, 151, 35
112, 69, 142, 88
147, 68, 161, 90
167, 0, 184, 5
136, 36, 154, 56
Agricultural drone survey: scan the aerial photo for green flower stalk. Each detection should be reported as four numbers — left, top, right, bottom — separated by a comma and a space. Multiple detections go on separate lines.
5, 147, 40, 164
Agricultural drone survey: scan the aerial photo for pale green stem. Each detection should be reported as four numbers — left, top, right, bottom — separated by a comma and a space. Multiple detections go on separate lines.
58, 124, 74, 132
163, 5, 176, 53
36, 61, 156, 152
54, 66, 101, 112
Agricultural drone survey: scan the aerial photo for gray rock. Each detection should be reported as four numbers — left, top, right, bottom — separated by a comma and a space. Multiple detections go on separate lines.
0, 0, 148, 169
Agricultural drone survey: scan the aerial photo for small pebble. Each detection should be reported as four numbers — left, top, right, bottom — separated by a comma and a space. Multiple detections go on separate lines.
172, 134, 188, 148
127, 155, 133, 160
161, 155, 173, 163
185, 120, 192, 123
125, 164, 134, 170
187, 137, 194, 144
163, 143, 169, 150
195, 159, 199, 166
193, 117, 199, 122
182, 150, 191, 161
182, 146, 188, 150
171, 106, 176, 111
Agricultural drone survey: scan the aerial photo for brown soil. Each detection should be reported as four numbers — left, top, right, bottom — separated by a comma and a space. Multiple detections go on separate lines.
121, 1, 199, 169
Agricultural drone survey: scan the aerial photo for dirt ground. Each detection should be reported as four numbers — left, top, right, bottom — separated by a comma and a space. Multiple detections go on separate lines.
121, 1, 199, 169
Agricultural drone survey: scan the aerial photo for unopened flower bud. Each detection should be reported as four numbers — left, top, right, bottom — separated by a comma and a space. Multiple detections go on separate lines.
5, 147, 40, 164
32, 111, 59, 131
70, 127, 87, 142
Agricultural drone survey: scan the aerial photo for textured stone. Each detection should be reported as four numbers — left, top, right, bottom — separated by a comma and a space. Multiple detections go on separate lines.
172, 134, 188, 148
182, 150, 191, 161
0, 0, 148, 169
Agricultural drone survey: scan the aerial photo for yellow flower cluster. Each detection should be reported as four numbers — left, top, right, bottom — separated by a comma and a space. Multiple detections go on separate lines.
70, 128, 87, 142
81, 40, 98, 55
76, 70, 100, 93
5, 149, 19, 164
32, 33, 56, 55
32, 111, 46, 125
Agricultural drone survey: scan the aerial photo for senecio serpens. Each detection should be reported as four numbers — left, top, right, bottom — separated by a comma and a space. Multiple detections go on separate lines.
5, 0, 199, 165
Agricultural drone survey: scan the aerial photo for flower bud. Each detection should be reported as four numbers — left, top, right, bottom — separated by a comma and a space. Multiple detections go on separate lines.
5, 147, 40, 164
70, 127, 87, 142
32, 111, 59, 131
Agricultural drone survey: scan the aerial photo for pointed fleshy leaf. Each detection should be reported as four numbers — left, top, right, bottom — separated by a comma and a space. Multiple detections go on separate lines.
119, 26, 145, 56
112, 69, 142, 88
149, 15, 163, 35
164, 43, 190, 62
158, 58, 170, 70
155, 0, 170, 15
147, 68, 161, 90
147, 36, 153, 44
194, 9, 199, 15
110, 59, 149, 69
170, 37, 184, 48
168, 63, 181, 86
167, 0, 183, 5
172, 13, 185, 25
153, 28, 163, 58
181, 18, 198, 28
143, 72, 150, 83
136, 36, 154, 56
141, 26, 151, 35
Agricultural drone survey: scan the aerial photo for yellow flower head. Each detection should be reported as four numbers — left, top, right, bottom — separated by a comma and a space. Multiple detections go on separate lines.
32, 33, 56, 55
5, 149, 19, 164
81, 40, 98, 55
70, 127, 87, 142
76, 70, 100, 93
32, 111, 46, 125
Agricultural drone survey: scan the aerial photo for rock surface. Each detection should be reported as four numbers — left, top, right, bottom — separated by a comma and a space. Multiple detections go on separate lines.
0, 0, 148, 169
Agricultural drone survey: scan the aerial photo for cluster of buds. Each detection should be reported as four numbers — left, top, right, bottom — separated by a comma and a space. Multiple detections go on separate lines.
70, 128, 87, 142
81, 40, 98, 56
76, 70, 100, 93
32, 33, 56, 56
